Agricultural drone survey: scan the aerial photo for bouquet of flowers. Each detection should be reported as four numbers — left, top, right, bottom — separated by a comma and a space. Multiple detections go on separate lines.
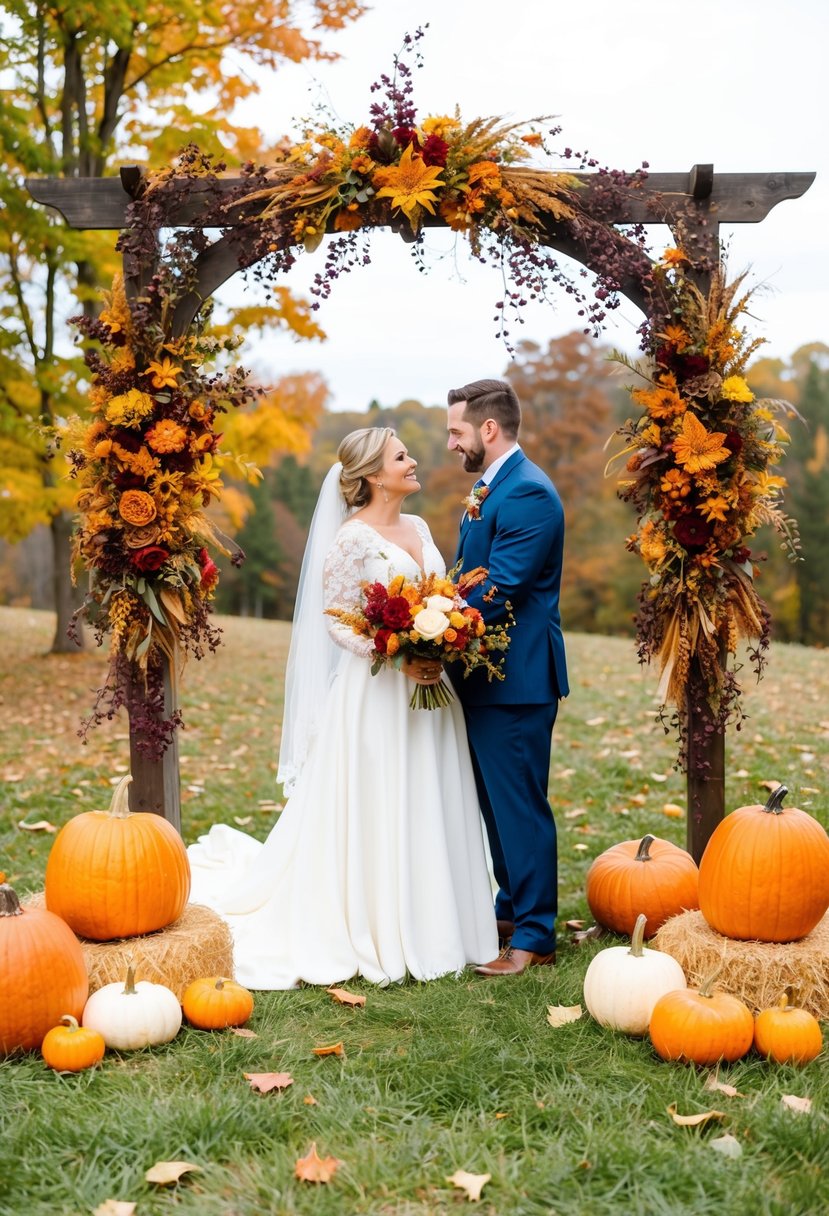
328, 567, 512, 709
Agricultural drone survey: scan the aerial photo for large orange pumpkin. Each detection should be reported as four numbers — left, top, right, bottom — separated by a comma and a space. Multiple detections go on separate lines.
649, 977, 754, 1065
586, 834, 699, 938
0, 874, 89, 1054
698, 785, 829, 942
45, 774, 191, 941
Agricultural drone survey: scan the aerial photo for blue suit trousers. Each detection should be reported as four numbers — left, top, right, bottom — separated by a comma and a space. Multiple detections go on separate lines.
462, 701, 558, 955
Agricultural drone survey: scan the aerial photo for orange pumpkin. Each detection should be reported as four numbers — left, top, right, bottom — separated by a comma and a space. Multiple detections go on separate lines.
0, 874, 89, 1055
586, 834, 699, 938
45, 774, 191, 941
182, 976, 254, 1029
649, 975, 754, 1065
41, 1015, 106, 1072
698, 785, 829, 942
754, 992, 823, 1065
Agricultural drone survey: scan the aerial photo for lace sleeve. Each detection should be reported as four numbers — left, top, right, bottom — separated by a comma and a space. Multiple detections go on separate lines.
323, 524, 376, 658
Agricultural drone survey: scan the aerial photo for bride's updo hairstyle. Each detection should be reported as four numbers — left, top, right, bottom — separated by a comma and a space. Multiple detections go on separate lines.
337, 426, 395, 509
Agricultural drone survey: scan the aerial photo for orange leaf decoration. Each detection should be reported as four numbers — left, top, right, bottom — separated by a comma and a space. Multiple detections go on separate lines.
244, 1071, 294, 1093
295, 1142, 343, 1184
326, 987, 366, 1008
671, 412, 730, 474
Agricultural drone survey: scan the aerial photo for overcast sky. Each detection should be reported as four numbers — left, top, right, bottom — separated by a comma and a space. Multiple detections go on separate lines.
221, 0, 827, 412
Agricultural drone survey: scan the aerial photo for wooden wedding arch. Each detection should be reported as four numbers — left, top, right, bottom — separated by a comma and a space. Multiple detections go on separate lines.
27, 163, 814, 861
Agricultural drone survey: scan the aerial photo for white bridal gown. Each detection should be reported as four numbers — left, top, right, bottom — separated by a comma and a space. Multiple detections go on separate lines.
187, 516, 498, 989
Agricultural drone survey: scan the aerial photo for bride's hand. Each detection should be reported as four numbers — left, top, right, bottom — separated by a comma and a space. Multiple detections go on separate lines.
400, 656, 443, 685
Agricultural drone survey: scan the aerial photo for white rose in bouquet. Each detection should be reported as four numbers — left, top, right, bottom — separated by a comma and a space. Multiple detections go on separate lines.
412, 607, 450, 641
424, 594, 455, 613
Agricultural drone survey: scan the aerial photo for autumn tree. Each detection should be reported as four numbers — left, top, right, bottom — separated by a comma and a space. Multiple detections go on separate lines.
0, 0, 364, 649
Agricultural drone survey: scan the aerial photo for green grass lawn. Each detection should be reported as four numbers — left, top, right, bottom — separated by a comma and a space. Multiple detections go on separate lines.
1, 608, 828, 1215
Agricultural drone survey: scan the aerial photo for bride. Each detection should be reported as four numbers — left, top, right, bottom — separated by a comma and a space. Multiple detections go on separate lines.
187, 426, 498, 988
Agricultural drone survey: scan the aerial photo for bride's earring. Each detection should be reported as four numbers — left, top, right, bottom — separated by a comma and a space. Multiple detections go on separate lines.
375, 480, 389, 504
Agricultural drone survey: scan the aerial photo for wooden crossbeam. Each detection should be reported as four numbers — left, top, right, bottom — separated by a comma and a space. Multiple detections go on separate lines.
26, 168, 816, 230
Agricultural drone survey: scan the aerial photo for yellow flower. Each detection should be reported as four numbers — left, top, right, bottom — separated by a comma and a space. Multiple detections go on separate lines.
372, 144, 445, 219
110, 347, 135, 375
721, 376, 754, 403
145, 357, 182, 389
449, 611, 466, 629
700, 494, 730, 522
350, 153, 373, 175
672, 412, 731, 474
640, 423, 662, 447
421, 115, 461, 140
388, 575, 406, 596
520, 133, 543, 147
386, 632, 401, 657
349, 125, 373, 150
639, 520, 668, 568
661, 247, 690, 268
98, 308, 122, 334
105, 388, 155, 428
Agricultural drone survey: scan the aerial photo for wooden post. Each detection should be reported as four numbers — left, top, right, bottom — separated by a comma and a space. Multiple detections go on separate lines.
126, 655, 181, 831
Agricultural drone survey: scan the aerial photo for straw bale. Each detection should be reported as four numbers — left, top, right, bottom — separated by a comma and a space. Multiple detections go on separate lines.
652, 909, 829, 1019
27, 895, 233, 1000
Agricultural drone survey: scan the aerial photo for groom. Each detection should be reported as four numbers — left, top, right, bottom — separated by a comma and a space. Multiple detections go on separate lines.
446, 378, 569, 976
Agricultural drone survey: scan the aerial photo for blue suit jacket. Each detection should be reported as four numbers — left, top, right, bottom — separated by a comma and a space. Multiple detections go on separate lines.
450, 449, 569, 706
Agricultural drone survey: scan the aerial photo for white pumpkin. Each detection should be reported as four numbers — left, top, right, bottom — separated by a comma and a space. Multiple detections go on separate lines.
82, 964, 182, 1049
583, 912, 687, 1035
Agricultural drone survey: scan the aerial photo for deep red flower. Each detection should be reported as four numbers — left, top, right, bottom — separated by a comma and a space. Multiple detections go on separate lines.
382, 595, 413, 630
421, 134, 449, 166
374, 628, 394, 654
732, 546, 751, 564
675, 353, 710, 381
673, 514, 712, 551
129, 545, 170, 572
113, 471, 146, 490
198, 547, 220, 589
363, 581, 389, 624
392, 126, 420, 150
723, 431, 743, 456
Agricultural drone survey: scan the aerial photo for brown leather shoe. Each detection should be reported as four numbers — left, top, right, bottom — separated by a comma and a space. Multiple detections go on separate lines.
473, 946, 556, 977
496, 919, 515, 947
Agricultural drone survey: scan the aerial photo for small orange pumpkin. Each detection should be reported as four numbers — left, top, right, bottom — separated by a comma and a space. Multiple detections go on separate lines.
0, 874, 89, 1055
182, 976, 254, 1029
41, 1014, 106, 1072
698, 785, 829, 942
45, 774, 191, 941
649, 973, 754, 1065
754, 991, 823, 1065
586, 834, 699, 938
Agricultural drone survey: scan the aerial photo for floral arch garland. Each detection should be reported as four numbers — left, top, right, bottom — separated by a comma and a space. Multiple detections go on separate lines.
64, 41, 799, 837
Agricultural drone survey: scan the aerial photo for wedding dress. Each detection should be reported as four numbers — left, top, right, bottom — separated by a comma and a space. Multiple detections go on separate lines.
187, 514, 498, 989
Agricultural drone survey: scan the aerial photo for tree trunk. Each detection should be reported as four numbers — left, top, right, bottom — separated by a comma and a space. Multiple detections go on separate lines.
50, 509, 84, 653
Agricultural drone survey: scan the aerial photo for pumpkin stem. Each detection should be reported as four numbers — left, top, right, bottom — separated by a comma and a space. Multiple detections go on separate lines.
697, 965, 723, 999
60, 1015, 81, 1032
629, 913, 648, 957
215, 978, 229, 990
763, 785, 788, 815
634, 836, 656, 862
0, 875, 23, 918
109, 774, 134, 819
123, 963, 138, 995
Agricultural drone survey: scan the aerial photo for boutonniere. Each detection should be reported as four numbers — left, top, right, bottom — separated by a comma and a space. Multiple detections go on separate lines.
462, 484, 489, 521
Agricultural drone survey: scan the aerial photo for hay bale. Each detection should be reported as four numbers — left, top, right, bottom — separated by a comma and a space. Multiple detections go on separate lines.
653, 909, 829, 1019
26, 895, 233, 1000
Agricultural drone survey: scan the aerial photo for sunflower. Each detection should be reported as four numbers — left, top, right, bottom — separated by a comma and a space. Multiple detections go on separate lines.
372, 144, 445, 220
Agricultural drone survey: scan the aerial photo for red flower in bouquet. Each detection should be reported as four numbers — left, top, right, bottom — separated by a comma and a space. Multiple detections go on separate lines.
130, 545, 170, 572
327, 569, 513, 710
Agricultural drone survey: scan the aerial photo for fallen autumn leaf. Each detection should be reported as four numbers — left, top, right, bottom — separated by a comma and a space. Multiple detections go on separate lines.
144, 1161, 201, 1186
446, 1169, 491, 1202
326, 987, 366, 1007
244, 1072, 294, 1093
295, 1142, 342, 1183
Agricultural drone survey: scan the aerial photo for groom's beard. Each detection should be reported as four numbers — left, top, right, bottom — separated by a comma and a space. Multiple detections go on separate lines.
459, 439, 485, 474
